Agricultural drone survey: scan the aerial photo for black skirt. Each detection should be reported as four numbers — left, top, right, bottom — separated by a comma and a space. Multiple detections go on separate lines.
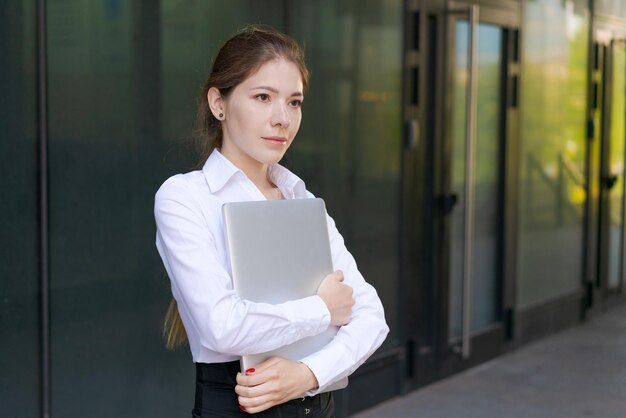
193, 361, 335, 418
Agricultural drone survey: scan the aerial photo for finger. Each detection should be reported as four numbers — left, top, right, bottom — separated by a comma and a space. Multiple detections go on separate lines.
240, 401, 278, 414
235, 362, 281, 390
236, 372, 254, 387
235, 378, 257, 397
235, 382, 264, 398
235, 376, 278, 398
239, 392, 281, 414
249, 356, 282, 375
236, 372, 268, 391
238, 386, 279, 409
240, 402, 274, 414
334, 270, 344, 281
236, 355, 282, 384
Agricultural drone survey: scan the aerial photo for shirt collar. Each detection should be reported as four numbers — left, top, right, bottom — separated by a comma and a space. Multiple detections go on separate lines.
202, 149, 307, 198
202, 149, 243, 193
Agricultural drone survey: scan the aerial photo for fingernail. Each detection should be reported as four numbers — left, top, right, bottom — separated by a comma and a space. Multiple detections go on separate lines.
245, 368, 255, 374
239, 405, 246, 411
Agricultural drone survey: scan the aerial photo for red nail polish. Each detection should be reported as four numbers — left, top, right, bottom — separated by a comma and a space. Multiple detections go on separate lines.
245, 368, 255, 374
239, 405, 246, 411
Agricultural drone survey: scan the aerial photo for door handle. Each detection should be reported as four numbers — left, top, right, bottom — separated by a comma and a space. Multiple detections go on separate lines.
604, 175, 619, 189
438, 193, 459, 214
461, 4, 479, 360
405, 119, 419, 150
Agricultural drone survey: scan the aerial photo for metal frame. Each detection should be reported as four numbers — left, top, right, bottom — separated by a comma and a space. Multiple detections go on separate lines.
442, 8, 494, 353
399, 0, 520, 387
461, 3, 479, 359
586, 15, 626, 319
596, 30, 626, 302
36, 0, 50, 417
442, 4, 510, 353
583, 7, 605, 316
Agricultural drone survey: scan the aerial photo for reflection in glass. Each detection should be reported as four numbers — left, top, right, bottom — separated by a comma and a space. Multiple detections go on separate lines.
47, 1, 284, 416
449, 22, 501, 339
0, 1, 39, 416
518, 0, 588, 308
608, 42, 626, 289
290, 0, 402, 348
596, 0, 626, 21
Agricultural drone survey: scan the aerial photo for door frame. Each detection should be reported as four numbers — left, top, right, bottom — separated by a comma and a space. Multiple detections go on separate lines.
401, 0, 521, 389
436, 0, 520, 378
586, 16, 626, 316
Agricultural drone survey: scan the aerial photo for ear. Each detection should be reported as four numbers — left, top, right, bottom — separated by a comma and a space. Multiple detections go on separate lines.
207, 87, 224, 120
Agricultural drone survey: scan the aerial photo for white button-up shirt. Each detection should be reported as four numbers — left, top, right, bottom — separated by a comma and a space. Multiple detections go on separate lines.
155, 149, 389, 393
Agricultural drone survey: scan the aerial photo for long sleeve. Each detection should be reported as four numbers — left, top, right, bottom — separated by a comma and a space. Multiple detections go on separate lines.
299, 213, 389, 394
155, 176, 331, 357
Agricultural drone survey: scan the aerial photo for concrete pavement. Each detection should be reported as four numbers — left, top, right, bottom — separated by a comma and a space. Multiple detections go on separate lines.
352, 303, 626, 418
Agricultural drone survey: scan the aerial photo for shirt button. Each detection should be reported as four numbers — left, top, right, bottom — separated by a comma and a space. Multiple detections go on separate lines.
305, 408, 311, 415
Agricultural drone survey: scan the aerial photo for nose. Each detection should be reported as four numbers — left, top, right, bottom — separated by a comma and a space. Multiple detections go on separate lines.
270, 103, 291, 128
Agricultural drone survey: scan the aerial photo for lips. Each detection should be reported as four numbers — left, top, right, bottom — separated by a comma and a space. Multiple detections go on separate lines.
262, 136, 288, 146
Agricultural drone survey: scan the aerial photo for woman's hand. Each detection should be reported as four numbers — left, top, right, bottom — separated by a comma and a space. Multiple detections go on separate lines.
317, 270, 355, 326
235, 357, 318, 413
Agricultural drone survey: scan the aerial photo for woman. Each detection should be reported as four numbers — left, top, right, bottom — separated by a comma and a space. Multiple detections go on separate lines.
155, 25, 389, 417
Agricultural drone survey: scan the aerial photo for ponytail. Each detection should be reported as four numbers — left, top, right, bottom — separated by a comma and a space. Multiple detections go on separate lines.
162, 298, 187, 350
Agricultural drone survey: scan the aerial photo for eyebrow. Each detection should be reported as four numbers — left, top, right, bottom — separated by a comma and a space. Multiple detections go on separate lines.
251, 86, 303, 97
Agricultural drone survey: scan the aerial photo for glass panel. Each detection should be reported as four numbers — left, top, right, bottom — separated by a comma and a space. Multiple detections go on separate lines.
48, 1, 283, 416
290, 0, 403, 349
608, 42, 626, 289
596, 0, 626, 21
449, 22, 502, 339
472, 25, 502, 332
0, 2, 40, 417
518, 0, 588, 308
449, 21, 470, 340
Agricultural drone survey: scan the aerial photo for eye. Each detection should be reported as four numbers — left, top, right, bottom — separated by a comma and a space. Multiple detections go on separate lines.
289, 99, 303, 108
255, 93, 270, 102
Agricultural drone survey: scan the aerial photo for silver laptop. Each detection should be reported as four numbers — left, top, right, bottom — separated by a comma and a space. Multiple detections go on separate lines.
222, 198, 348, 392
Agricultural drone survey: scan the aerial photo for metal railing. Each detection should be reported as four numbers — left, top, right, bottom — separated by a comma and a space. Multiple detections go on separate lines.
525, 152, 585, 227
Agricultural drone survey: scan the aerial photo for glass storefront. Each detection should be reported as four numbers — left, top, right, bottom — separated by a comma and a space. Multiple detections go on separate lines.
518, 0, 589, 308
4, 0, 626, 416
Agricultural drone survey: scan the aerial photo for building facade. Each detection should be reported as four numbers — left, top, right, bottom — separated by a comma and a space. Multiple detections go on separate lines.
1, 0, 626, 417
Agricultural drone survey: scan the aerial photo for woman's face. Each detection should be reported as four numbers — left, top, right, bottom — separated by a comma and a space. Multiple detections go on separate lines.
216, 58, 304, 173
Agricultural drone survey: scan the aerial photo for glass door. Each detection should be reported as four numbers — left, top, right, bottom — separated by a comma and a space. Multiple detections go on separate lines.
448, 18, 502, 351
598, 37, 626, 299
435, 3, 518, 372
606, 40, 626, 292
403, 1, 519, 387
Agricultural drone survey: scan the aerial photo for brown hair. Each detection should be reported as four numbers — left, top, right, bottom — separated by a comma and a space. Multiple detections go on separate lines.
195, 24, 309, 165
163, 25, 310, 350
